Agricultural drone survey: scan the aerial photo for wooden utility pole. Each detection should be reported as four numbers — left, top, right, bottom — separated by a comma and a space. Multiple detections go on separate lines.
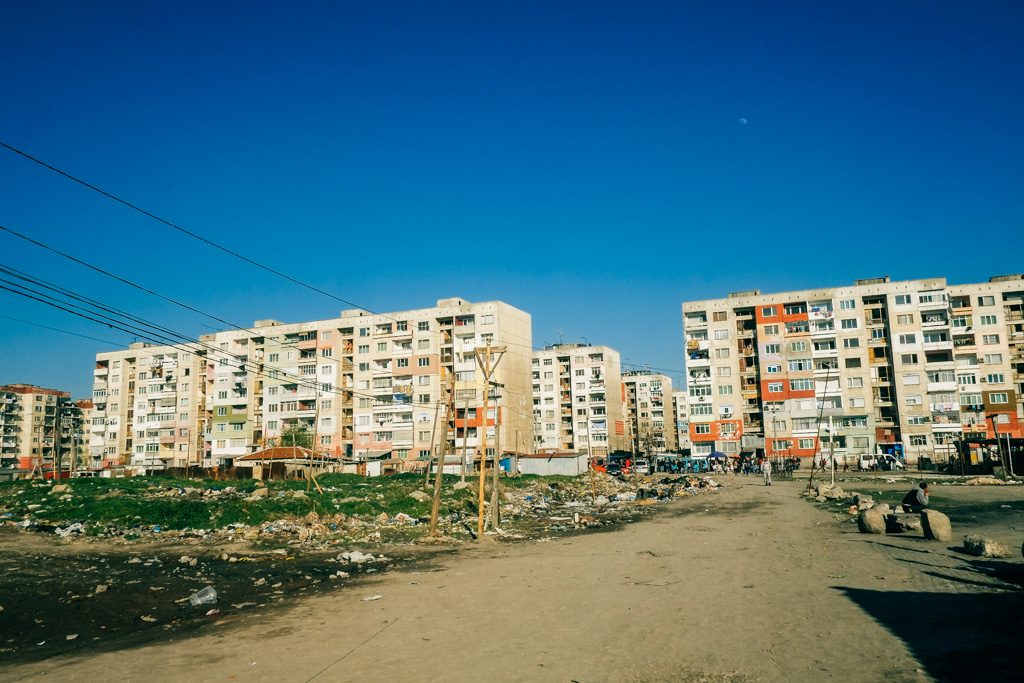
474, 343, 505, 537
424, 398, 442, 489
488, 392, 502, 529
428, 373, 457, 537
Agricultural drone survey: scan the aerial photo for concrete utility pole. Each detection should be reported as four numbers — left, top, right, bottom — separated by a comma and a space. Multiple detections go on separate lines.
474, 343, 505, 537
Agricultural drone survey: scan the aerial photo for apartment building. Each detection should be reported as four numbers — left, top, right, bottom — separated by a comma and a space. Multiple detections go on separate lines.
672, 389, 690, 453
682, 275, 1024, 465
91, 344, 209, 470
531, 344, 628, 457
200, 298, 533, 469
621, 372, 678, 455
0, 383, 83, 476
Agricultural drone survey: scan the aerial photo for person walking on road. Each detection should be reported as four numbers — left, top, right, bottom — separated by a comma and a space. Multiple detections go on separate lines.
763, 458, 772, 486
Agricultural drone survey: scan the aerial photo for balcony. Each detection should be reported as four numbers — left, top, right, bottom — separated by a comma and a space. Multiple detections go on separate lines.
926, 381, 958, 393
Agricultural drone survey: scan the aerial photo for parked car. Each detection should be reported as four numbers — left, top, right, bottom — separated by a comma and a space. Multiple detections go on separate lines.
634, 461, 650, 475
605, 462, 623, 476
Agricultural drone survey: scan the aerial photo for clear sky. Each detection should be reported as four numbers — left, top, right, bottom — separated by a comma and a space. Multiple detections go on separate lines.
2, 1, 1022, 400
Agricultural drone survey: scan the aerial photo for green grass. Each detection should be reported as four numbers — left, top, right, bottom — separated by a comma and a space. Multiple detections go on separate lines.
0, 472, 509, 531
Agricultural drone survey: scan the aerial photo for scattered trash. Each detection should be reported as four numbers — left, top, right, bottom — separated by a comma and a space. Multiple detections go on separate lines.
362, 594, 383, 601
205, 609, 221, 616
188, 586, 218, 606
66, 634, 78, 640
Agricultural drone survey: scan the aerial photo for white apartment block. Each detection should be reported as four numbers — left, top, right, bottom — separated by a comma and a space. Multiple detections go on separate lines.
92, 344, 209, 471
672, 389, 690, 453
682, 275, 1024, 465
622, 372, 678, 455
200, 298, 532, 469
531, 344, 627, 457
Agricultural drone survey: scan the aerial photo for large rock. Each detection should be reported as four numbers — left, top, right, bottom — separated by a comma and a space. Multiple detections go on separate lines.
51, 484, 70, 494
408, 490, 431, 502
452, 481, 470, 490
247, 488, 269, 501
858, 506, 888, 534
921, 509, 953, 542
963, 535, 1011, 558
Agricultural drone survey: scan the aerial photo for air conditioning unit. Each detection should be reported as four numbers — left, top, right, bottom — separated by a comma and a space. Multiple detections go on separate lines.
978, 358, 986, 363
980, 377, 988, 383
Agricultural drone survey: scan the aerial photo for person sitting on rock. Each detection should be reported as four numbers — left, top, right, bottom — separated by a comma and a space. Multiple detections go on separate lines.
901, 482, 929, 513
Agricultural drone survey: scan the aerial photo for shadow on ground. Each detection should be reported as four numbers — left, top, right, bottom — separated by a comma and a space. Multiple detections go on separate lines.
837, 569, 1024, 682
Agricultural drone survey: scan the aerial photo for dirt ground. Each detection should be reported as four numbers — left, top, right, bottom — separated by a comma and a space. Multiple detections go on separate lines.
2, 473, 1022, 682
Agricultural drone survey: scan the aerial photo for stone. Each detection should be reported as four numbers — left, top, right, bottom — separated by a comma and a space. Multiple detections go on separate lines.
920, 509, 953, 542
247, 488, 269, 500
292, 491, 307, 499
408, 490, 431, 502
962, 535, 1011, 558
853, 493, 873, 508
857, 506, 887, 534
51, 484, 69, 494
452, 481, 470, 490
594, 495, 610, 506
823, 486, 846, 500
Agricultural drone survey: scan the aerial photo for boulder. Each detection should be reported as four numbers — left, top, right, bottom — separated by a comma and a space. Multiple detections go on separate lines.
51, 484, 70, 494
920, 509, 953, 542
247, 488, 269, 501
823, 486, 846, 500
408, 490, 431, 502
858, 506, 887, 534
963, 535, 1011, 558
452, 481, 470, 491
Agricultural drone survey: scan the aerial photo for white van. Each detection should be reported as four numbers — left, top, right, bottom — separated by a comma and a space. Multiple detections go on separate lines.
878, 454, 906, 471
857, 455, 878, 471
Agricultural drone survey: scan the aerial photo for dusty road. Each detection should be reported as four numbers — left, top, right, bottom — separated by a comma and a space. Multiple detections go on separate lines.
3, 476, 1022, 682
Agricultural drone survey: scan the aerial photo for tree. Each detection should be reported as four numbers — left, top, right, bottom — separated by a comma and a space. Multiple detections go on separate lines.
639, 428, 658, 458
279, 423, 313, 448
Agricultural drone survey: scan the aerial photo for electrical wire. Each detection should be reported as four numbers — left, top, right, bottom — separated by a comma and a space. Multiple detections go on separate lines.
0, 313, 127, 347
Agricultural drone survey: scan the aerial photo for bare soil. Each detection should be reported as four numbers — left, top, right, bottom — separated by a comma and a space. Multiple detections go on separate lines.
2, 474, 1022, 682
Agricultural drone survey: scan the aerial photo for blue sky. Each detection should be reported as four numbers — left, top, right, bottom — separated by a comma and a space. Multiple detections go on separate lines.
2, 1, 1022, 399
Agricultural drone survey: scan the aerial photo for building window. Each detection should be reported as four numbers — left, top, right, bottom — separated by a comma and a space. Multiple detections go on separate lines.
905, 395, 923, 405
909, 435, 928, 446
358, 363, 370, 371
715, 348, 731, 359
763, 324, 779, 335
418, 394, 431, 404
418, 358, 430, 367
694, 423, 711, 434
982, 334, 1000, 344
764, 343, 780, 354
790, 341, 806, 352
903, 374, 920, 385
768, 382, 783, 393
766, 364, 782, 373
977, 295, 995, 306
839, 299, 855, 310
418, 321, 429, 331
761, 306, 777, 317
898, 334, 916, 345
988, 392, 1008, 404
718, 385, 733, 395
848, 377, 863, 388
987, 374, 1005, 384
790, 378, 813, 391
896, 314, 914, 325
845, 358, 862, 368
843, 338, 860, 348
895, 295, 911, 305
841, 318, 858, 329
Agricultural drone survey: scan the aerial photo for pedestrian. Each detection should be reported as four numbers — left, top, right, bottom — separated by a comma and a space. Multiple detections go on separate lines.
901, 482, 929, 513
763, 458, 772, 486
